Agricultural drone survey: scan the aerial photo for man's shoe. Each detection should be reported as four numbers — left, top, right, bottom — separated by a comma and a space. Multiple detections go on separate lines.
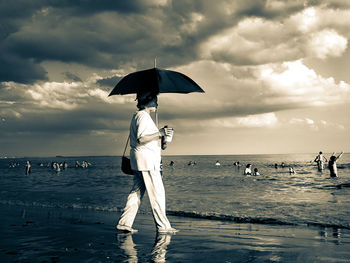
116, 224, 138, 233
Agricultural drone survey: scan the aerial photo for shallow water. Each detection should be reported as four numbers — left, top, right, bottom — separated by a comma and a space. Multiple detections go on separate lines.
1, 153, 350, 229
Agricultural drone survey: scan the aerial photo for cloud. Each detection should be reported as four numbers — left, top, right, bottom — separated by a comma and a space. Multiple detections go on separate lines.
201, 5, 350, 66
256, 60, 350, 106
289, 117, 345, 131
1, 1, 350, 155
63, 72, 82, 82
320, 120, 345, 130
1, 57, 349, 139
200, 17, 299, 65
165, 59, 350, 120
307, 29, 347, 59
201, 113, 278, 129
97, 75, 122, 89
0, 53, 48, 83
289, 117, 318, 130
1, 76, 133, 110
0, 0, 316, 83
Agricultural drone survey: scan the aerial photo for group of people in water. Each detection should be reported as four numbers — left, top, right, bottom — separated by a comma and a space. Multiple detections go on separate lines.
8, 160, 92, 175
167, 150, 345, 178
314, 151, 344, 177
215, 160, 294, 176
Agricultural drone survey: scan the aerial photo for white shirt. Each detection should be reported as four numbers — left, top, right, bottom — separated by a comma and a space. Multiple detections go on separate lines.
244, 168, 252, 175
129, 110, 161, 171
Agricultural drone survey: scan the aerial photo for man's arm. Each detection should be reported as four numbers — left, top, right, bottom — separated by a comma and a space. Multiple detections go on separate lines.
336, 151, 344, 160
138, 131, 162, 144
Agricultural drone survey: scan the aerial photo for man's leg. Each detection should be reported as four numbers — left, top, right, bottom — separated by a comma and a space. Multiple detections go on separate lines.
117, 171, 145, 231
142, 170, 172, 231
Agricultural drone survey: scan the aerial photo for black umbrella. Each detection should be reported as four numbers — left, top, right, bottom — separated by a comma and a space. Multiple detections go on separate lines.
108, 67, 204, 97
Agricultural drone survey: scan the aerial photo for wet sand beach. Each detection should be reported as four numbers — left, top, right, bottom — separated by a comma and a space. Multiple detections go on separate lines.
1, 203, 350, 263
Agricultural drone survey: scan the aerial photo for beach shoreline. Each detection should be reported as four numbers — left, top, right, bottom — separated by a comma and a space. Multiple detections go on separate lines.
1, 203, 350, 262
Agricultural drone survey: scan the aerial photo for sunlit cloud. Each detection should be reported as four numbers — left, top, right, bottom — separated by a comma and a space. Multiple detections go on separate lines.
0, 77, 133, 114
171, 59, 350, 117
201, 6, 350, 65
289, 117, 345, 131
201, 113, 278, 128
289, 117, 318, 130
256, 60, 350, 106
291, 7, 319, 33
307, 29, 347, 59
320, 120, 345, 130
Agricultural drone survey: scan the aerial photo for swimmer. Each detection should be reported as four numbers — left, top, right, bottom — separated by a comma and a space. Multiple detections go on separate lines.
215, 160, 221, 166
244, 164, 252, 176
253, 167, 260, 176
289, 167, 296, 174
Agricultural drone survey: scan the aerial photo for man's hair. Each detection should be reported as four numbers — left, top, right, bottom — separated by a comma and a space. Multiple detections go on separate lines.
137, 95, 158, 110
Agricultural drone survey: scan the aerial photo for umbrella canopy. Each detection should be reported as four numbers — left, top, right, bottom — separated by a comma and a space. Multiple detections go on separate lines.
108, 67, 204, 97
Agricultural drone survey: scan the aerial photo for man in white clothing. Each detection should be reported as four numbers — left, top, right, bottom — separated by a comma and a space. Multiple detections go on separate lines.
116, 93, 177, 234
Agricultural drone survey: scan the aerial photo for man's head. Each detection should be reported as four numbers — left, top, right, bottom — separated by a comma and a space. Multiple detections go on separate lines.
136, 93, 158, 110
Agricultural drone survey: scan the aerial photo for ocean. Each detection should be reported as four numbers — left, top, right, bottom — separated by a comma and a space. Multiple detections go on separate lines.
1, 153, 350, 230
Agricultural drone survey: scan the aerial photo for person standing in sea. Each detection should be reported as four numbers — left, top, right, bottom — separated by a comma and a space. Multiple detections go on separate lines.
314, 151, 328, 171
116, 93, 177, 234
328, 151, 344, 178
25, 161, 31, 175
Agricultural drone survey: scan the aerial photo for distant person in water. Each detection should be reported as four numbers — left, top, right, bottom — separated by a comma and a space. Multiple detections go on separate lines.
274, 163, 278, 169
25, 161, 31, 175
328, 151, 344, 178
169, 161, 175, 167
215, 160, 221, 166
314, 151, 328, 171
244, 164, 252, 176
253, 167, 260, 176
289, 167, 296, 174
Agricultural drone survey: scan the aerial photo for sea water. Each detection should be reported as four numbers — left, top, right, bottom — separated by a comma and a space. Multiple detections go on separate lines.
1, 154, 350, 229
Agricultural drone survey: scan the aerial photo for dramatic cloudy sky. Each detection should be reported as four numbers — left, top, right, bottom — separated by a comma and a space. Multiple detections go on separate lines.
1, 0, 350, 157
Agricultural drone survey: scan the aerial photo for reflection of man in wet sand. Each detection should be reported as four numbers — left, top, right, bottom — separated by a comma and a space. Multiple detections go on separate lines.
314, 151, 327, 171
116, 232, 172, 263
150, 233, 172, 263
116, 233, 137, 261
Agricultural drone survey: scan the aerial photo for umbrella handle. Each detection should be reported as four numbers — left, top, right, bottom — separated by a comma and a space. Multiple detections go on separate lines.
155, 108, 158, 128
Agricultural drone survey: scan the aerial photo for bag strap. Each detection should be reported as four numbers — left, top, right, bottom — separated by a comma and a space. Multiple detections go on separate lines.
122, 136, 130, 157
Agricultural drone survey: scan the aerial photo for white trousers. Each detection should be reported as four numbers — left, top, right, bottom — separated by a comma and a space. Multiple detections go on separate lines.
117, 170, 172, 230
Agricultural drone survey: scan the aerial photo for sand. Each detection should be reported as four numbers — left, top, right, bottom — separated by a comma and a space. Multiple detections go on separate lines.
1, 203, 350, 262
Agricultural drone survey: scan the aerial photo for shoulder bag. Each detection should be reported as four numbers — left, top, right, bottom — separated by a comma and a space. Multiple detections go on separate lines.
121, 136, 134, 175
